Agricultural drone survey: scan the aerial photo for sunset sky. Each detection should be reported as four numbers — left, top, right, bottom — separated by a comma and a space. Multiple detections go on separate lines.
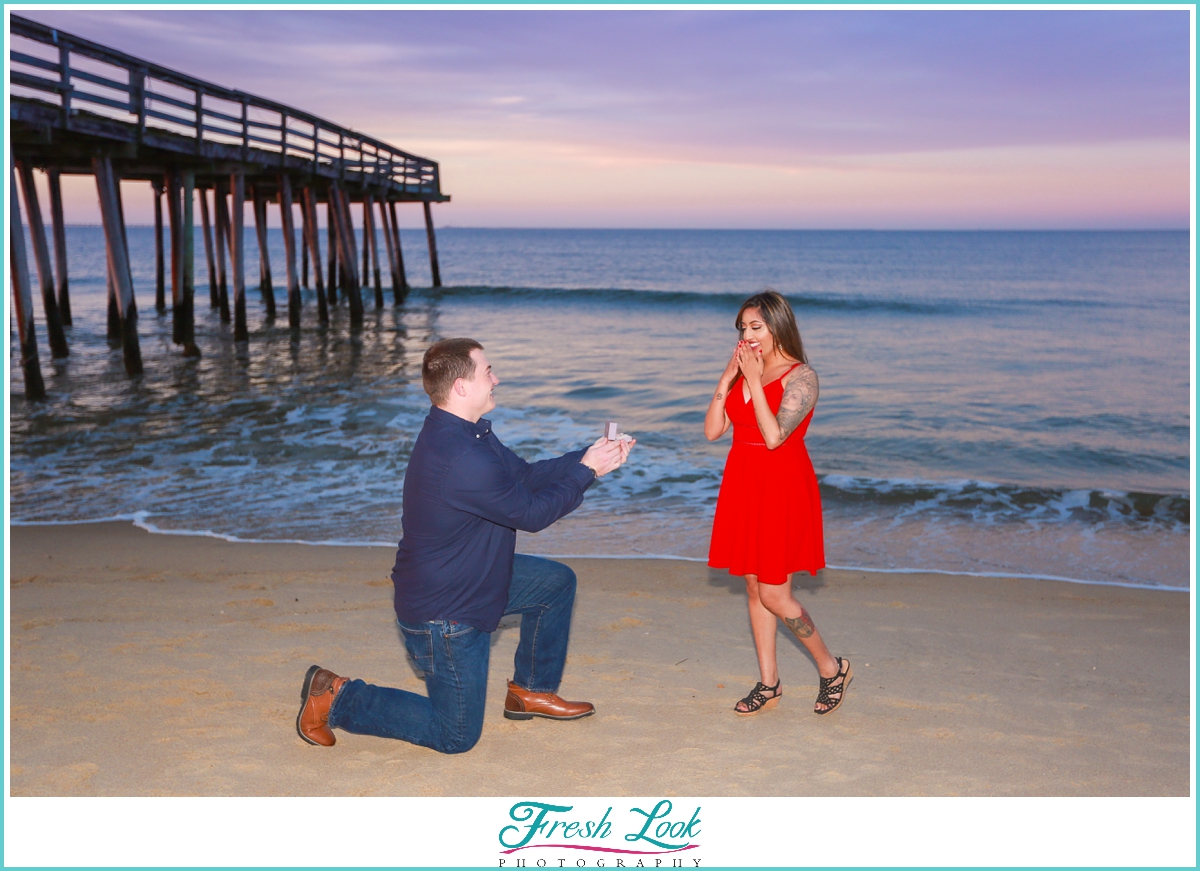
19, 8, 1194, 229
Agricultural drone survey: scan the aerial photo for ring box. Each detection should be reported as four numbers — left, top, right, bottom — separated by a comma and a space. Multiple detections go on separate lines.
604, 421, 633, 442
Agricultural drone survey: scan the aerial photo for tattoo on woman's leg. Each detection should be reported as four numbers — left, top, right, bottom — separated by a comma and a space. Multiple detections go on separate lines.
785, 610, 815, 639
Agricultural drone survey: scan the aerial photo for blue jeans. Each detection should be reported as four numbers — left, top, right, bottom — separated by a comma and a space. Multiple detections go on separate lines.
326, 554, 578, 754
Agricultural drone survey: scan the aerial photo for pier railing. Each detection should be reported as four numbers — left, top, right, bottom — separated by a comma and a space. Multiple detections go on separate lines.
9, 14, 444, 199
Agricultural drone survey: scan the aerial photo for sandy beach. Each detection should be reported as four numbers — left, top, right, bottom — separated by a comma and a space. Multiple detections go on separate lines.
7, 521, 1191, 798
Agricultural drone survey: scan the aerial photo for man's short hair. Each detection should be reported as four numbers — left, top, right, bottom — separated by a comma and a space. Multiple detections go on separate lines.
423, 338, 484, 405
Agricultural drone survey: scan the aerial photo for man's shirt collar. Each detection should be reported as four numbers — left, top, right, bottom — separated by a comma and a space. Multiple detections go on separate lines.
428, 404, 492, 438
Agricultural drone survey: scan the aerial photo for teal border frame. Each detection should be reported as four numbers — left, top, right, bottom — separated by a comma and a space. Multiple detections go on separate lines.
3, 2, 1196, 869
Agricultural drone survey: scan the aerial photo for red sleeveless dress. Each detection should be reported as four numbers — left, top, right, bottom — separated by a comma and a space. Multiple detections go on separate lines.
707, 366, 825, 584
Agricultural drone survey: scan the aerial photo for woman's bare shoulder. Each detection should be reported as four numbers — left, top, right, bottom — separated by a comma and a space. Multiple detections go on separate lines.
781, 361, 817, 385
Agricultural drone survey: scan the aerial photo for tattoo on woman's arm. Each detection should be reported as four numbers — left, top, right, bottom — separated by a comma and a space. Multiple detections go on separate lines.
785, 609, 815, 639
775, 367, 819, 441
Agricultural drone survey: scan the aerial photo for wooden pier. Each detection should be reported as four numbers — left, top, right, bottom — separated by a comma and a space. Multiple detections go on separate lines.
8, 14, 449, 399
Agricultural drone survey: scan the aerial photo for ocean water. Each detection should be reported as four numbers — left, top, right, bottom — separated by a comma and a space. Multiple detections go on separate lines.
8, 225, 1192, 589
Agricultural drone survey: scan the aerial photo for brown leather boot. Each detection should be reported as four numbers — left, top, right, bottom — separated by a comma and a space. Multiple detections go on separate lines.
504, 680, 594, 721
297, 665, 349, 746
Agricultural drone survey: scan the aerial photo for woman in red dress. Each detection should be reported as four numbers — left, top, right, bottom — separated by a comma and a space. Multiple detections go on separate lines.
706, 291, 851, 715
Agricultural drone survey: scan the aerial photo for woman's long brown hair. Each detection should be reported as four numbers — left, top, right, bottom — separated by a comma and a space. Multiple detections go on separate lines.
735, 289, 807, 364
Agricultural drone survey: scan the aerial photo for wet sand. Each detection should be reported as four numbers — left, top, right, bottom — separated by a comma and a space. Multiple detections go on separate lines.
7, 521, 1190, 797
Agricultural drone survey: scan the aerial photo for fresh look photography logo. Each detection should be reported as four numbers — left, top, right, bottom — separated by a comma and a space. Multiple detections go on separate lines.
498, 800, 702, 867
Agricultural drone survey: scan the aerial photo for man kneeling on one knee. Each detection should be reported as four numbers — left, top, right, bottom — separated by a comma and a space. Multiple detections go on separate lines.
297, 337, 634, 754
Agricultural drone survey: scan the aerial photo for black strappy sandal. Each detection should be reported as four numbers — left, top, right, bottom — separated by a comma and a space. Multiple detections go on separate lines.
734, 680, 781, 715
814, 657, 852, 715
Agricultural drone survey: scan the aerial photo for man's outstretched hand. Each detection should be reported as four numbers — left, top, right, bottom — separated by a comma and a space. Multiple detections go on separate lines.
581, 435, 636, 478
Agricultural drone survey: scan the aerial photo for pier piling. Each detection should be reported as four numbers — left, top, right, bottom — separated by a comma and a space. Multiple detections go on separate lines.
231, 171, 248, 341
364, 195, 384, 307
166, 170, 184, 345
278, 175, 302, 331
423, 202, 442, 289
181, 170, 200, 357
17, 161, 70, 358
214, 180, 232, 322
301, 228, 309, 288
10, 164, 47, 400
152, 179, 166, 312
378, 196, 398, 303
114, 173, 136, 320
331, 183, 364, 326
252, 189, 276, 318
326, 201, 339, 305
199, 188, 218, 309
93, 155, 143, 375
361, 200, 371, 290
336, 197, 355, 298
105, 262, 120, 346
47, 169, 72, 326
302, 187, 329, 324
388, 201, 409, 299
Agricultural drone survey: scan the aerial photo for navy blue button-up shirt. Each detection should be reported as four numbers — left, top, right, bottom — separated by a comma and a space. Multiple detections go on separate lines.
391, 405, 595, 632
